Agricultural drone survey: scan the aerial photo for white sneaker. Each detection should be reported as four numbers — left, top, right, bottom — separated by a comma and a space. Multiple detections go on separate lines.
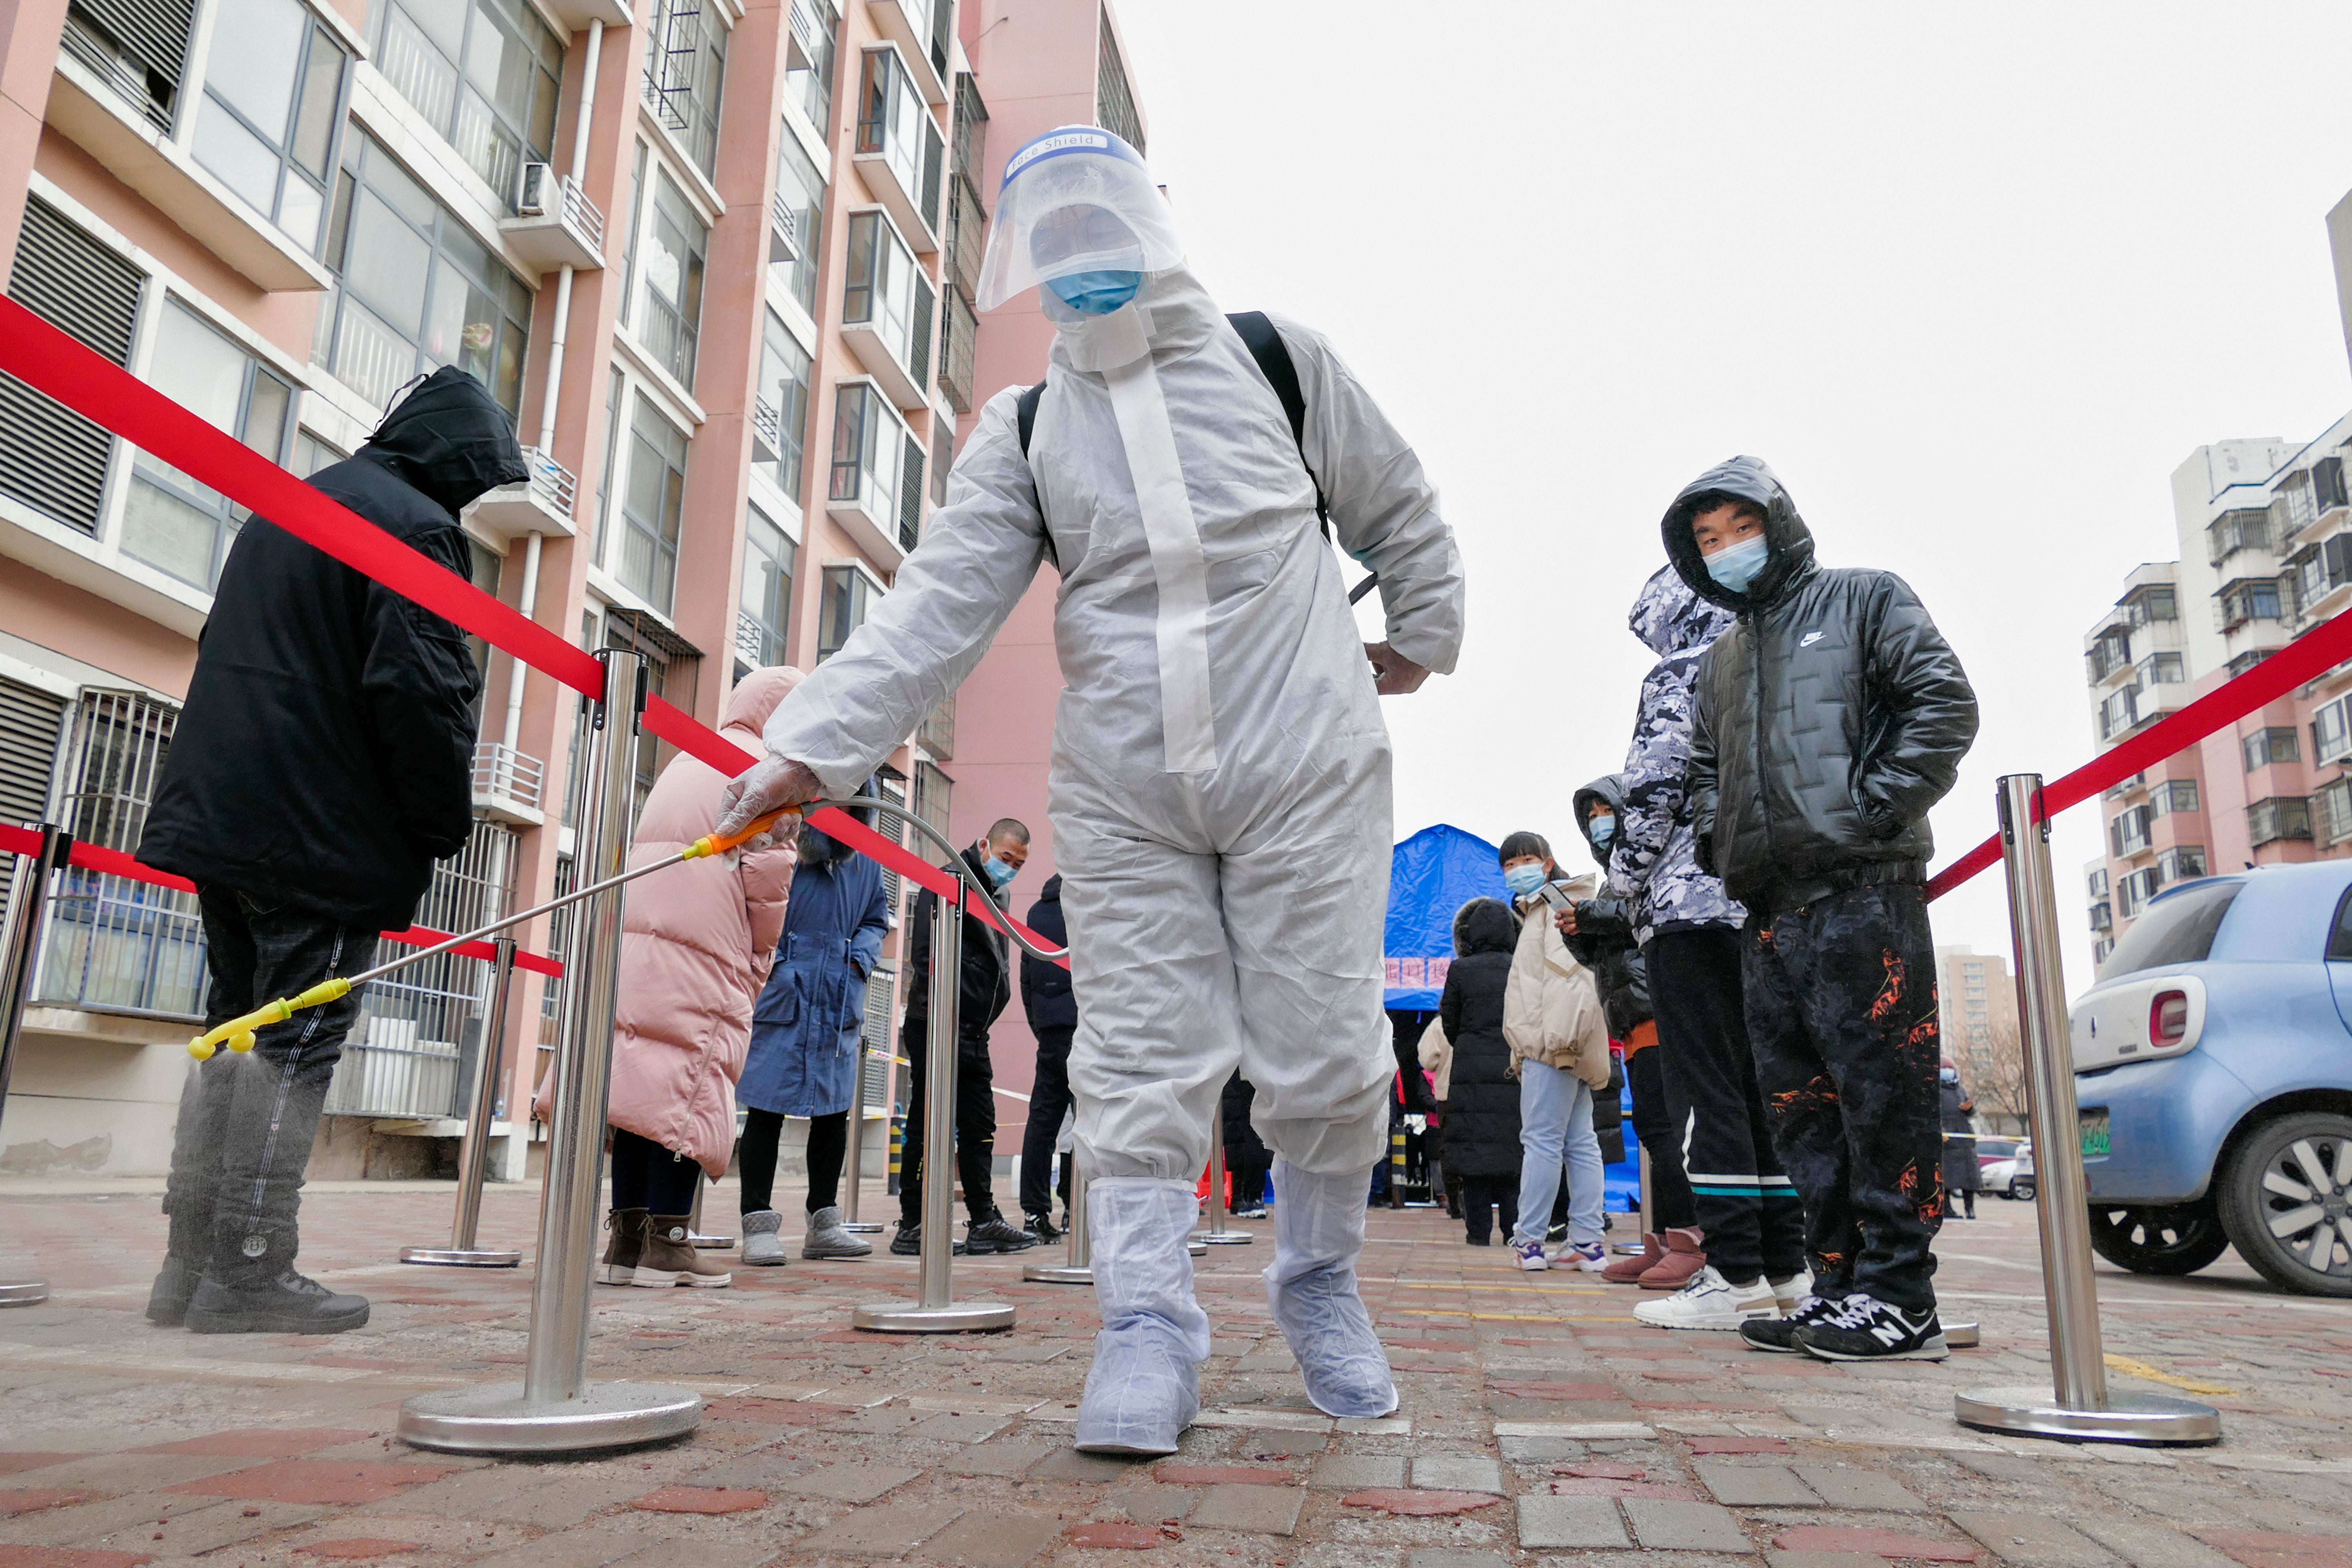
1769, 1268, 1814, 1311
1557, 1241, 1609, 1273
1511, 1238, 1550, 1272
1633, 1265, 1780, 1330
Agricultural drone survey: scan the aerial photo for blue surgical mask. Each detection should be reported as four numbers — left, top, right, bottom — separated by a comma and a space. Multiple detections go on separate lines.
1940, 1067, 1960, 1085
1046, 269, 1143, 314
982, 853, 1018, 890
1704, 534, 1770, 594
1589, 815, 1617, 849
1502, 863, 1546, 897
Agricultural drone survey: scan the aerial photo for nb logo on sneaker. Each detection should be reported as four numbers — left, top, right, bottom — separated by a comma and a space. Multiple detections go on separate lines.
1800, 631, 1825, 648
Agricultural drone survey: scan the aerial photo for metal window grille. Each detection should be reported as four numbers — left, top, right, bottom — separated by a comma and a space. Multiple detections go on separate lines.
1094, 11, 1145, 153
898, 432, 925, 553
912, 760, 952, 846
0, 678, 68, 913
60, 0, 191, 131
909, 273, 934, 392
952, 72, 987, 180
328, 820, 519, 1119
34, 691, 207, 1019
1, 197, 143, 535
859, 958, 896, 1110
874, 767, 908, 918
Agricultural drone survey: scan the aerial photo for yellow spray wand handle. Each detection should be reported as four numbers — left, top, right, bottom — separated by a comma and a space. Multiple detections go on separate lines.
187, 977, 352, 1060
681, 805, 801, 863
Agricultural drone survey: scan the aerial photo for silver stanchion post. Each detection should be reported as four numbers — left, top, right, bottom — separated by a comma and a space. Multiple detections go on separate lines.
400, 650, 702, 1452
853, 875, 1012, 1332
403, 937, 523, 1268
1615, 1145, 1653, 1256
1954, 775, 2215, 1443
0, 824, 68, 1307
840, 1043, 883, 1234
1024, 1148, 1093, 1283
1194, 1107, 1252, 1245
688, 1183, 733, 1250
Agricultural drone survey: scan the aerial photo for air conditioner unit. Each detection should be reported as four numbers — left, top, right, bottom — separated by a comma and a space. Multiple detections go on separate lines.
515, 162, 552, 216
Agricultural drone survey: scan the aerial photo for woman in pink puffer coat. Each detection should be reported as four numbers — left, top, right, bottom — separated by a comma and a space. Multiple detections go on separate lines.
539, 666, 802, 1288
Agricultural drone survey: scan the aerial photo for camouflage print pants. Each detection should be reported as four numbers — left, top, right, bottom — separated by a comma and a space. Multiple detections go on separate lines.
1742, 885, 1944, 1312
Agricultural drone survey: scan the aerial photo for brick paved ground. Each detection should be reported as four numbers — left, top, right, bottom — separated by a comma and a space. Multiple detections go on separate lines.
4, 1178, 2350, 1568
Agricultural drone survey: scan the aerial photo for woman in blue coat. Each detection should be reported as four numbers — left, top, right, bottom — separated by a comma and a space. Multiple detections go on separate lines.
738, 793, 892, 1262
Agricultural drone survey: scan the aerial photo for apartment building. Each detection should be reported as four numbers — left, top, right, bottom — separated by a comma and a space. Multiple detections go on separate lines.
1933, 944, 2020, 1132
0, 0, 1146, 1177
2079, 422, 2352, 969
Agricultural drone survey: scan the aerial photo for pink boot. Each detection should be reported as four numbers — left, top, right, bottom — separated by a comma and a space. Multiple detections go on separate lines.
1638, 1227, 1707, 1290
1602, 1232, 1664, 1284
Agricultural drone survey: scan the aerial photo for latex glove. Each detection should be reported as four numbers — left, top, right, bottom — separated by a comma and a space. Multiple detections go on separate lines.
717, 753, 822, 838
1364, 642, 1430, 696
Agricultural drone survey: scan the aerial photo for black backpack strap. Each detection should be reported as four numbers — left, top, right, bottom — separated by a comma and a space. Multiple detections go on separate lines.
1225, 311, 1328, 537
1014, 378, 1057, 572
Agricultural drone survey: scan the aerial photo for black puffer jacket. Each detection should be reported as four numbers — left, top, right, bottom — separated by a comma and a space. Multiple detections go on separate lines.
1019, 874, 1074, 1033
1669, 456, 1979, 915
1566, 775, 1653, 1041
140, 368, 519, 929
904, 844, 1013, 1044
1437, 899, 1522, 1180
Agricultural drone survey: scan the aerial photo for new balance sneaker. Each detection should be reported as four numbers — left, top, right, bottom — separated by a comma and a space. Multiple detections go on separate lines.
1558, 1241, 1610, 1273
1511, 1238, 1550, 1272
1769, 1268, 1814, 1312
1632, 1265, 1780, 1331
1793, 1293, 1949, 1362
1739, 1292, 1841, 1354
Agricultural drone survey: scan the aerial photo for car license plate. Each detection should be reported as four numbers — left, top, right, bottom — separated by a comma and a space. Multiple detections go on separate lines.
2079, 1109, 2110, 1159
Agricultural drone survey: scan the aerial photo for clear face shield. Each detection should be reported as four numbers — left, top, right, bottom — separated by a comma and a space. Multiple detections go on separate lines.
974, 127, 1183, 314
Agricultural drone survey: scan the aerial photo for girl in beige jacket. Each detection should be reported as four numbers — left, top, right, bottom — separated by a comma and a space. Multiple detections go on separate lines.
1497, 831, 1613, 1271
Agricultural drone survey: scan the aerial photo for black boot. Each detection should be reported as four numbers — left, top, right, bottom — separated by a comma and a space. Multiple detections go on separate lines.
146, 1256, 198, 1327
185, 1218, 368, 1335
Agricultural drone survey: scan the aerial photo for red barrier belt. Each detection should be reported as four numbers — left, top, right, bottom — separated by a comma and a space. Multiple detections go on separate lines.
0, 297, 1065, 967
1925, 602, 2352, 900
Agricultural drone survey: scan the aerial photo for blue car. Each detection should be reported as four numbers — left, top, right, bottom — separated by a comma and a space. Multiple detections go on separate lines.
2069, 861, 2352, 1297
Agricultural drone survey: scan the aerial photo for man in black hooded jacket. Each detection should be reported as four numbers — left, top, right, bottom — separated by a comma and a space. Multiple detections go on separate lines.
1670, 455, 1978, 1364
139, 368, 523, 1335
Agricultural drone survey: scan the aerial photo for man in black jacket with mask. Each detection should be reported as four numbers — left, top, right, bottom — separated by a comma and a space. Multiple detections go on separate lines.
1671, 455, 1978, 1364
894, 819, 1038, 1256
140, 368, 522, 1334
1016, 872, 1074, 1239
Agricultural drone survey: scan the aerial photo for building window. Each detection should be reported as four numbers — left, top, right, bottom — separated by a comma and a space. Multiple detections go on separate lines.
633, 165, 706, 387
2226, 647, 2278, 679
371, 0, 561, 209
2316, 776, 2352, 848
828, 379, 916, 548
0, 196, 143, 537
642, 0, 727, 176
60, 0, 192, 131
292, 429, 345, 475
2136, 651, 2184, 686
2156, 846, 2208, 884
1094, 8, 1143, 152
817, 564, 878, 662
758, 311, 812, 500
36, 690, 208, 1018
2098, 685, 2140, 741
913, 757, 952, 842
2122, 584, 2177, 624
2109, 803, 2152, 859
316, 131, 533, 418
194, 0, 348, 250
615, 394, 688, 613
2248, 795, 2314, 848
842, 208, 931, 389
2149, 779, 2199, 816
123, 301, 292, 590
785, 0, 836, 138
857, 45, 942, 236
2207, 507, 2273, 568
736, 506, 793, 675
773, 132, 827, 317
2243, 726, 2300, 772
931, 417, 952, 508
2086, 626, 2131, 682
2314, 695, 2352, 769
2218, 578, 2282, 631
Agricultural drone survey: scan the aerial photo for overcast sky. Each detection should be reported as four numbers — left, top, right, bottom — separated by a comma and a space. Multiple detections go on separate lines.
1111, 1, 2352, 984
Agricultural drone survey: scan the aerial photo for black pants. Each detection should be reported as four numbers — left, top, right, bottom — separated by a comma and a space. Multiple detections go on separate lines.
1952, 1187, 1976, 1219
1625, 1044, 1697, 1231
1645, 926, 1806, 1285
165, 886, 379, 1283
1227, 1151, 1270, 1211
1018, 1025, 1074, 1219
611, 1128, 700, 1213
1459, 1175, 1517, 1243
738, 1107, 850, 1215
1744, 886, 1945, 1312
899, 1022, 997, 1227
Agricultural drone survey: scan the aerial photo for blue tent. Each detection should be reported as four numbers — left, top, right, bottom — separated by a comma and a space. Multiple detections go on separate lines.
1386, 822, 1641, 1211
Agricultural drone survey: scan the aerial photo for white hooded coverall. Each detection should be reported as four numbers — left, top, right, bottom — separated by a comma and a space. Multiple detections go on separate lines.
757, 267, 1464, 1187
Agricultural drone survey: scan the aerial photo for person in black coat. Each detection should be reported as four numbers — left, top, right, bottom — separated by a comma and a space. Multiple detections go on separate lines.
1221, 1071, 1272, 1217
1438, 898, 1524, 1244
139, 367, 521, 1337
896, 822, 1036, 1255
1940, 1065, 1980, 1220
1016, 872, 1075, 1234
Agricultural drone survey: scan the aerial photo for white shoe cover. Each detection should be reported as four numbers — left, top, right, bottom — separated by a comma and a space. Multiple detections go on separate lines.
1264, 1160, 1397, 1418
1075, 1178, 1210, 1455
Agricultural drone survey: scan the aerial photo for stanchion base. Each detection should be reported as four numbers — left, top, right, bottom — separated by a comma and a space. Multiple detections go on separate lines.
397, 1380, 702, 1454
1954, 1385, 2220, 1445
1188, 1240, 1208, 1256
0, 1280, 50, 1306
852, 1298, 1015, 1334
1022, 1263, 1093, 1284
841, 1222, 886, 1234
1945, 1321, 1981, 1349
1192, 1230, 1255, 1245
689, 1234, 734, 1250
400, 1246, 523, 1269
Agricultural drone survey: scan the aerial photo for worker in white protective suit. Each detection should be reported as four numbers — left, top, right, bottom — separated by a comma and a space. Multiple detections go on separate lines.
716, 127, 1464, 1455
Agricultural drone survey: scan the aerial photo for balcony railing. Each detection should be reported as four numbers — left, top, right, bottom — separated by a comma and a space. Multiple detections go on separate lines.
521, 446, 577, 516
472, 740, 546, 818
752, 397, 782, 462
770, 194, 802, 263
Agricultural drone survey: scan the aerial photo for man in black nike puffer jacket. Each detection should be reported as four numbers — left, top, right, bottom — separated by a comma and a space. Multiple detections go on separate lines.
1672, 455, 1978, 1363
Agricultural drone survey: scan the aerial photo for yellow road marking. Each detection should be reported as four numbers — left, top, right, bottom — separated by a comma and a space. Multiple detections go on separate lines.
2102, 1353, 2236, 1396
1393, 1309, 1643, 1323
1396, 1283, 1611, 1295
